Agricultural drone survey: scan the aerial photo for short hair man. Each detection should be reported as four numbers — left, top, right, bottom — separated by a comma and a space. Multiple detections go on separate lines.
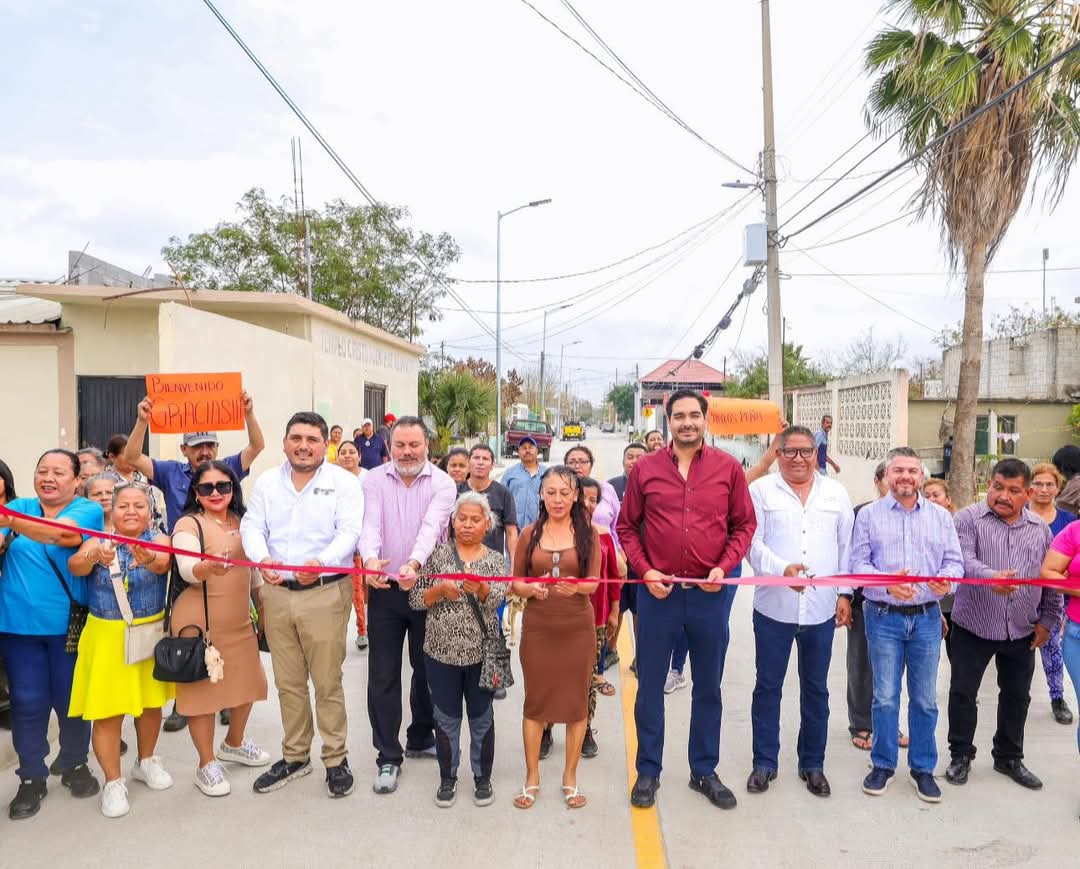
618, 389, 756, 811
460, 444, 518, 560
944, 458, 1060, 791
360, 416, 458, 794
241, 411, 365, 798
814, 415, 840, 476
122, 391, 265, 532
501, 435, 546, 531
850, 446, 963, 804
355, 418, 390, 471
746, 426, 854, 798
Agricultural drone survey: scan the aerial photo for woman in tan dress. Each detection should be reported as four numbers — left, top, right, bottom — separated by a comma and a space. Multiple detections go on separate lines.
511, 465, 600, 810
171, 461, 270, 797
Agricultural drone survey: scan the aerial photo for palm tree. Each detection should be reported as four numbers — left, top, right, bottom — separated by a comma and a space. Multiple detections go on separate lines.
864, 0, 1080, 504
418, 369, 495, 453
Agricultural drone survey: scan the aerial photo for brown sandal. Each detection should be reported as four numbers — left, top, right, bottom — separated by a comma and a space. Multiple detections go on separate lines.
851, 731, 872, 751
594, 679, 616, 697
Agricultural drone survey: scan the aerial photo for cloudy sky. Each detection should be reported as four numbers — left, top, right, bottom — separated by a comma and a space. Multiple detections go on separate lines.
3, 0, 1077, 402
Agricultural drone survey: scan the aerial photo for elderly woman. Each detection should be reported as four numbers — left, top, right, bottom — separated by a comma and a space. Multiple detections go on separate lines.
0, 450, 104, 820
511, 466, 600, 810
68, 482, 175, 819
410, 491, 506, 808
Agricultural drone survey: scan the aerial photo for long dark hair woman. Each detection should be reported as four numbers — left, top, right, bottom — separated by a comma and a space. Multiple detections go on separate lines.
171, 461, 270, 797
0, 458, 16, 504
0, 450, 104, 820
510, 465, 600, 810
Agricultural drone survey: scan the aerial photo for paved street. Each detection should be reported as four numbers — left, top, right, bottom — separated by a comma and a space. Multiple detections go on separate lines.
2, 430, 1078, 867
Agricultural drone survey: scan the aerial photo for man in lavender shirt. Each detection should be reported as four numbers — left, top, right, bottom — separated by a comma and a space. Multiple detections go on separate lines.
359, 416, 457, 795
944, 458, 1060, 791
850, 446, 963, 804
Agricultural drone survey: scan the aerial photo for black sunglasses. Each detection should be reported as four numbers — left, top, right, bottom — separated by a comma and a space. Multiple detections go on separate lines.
194, 481, 234, 497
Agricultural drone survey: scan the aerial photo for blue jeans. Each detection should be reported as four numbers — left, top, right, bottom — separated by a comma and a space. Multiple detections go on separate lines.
750, 611, 834, 772
634, 584, 736, 778
0, 633, 91, 780
1062, 619, 1080, 754
862, 602, 941, 774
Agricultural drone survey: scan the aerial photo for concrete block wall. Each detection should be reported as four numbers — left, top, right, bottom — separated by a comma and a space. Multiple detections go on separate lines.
942, 327, 1080, 401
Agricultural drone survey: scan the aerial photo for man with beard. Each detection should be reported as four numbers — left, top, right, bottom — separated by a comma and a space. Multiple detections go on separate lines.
359, 416, 457, 795
241, 412, 364, 798
944, 459, 1059, 791
617, 390, 756, 811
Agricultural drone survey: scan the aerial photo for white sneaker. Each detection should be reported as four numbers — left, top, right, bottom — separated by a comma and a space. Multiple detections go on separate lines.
131, 755, 174, 790
663, 670, 687, 695
100, 779, 130, 818
194, 761, 231, 797
216, 738, 272, 767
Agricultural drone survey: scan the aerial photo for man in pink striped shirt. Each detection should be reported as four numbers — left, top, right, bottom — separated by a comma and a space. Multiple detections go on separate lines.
360, 416, 457, 796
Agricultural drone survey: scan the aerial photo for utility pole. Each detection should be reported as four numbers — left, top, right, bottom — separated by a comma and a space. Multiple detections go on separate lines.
761, 0, 784, 408
1042, 247, 1050, 314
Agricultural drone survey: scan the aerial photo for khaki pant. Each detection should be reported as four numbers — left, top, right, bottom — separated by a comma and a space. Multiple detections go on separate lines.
262, 579, 352, 766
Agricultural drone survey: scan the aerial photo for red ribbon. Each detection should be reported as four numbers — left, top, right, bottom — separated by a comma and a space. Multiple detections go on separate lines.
2, 503, 1074, 589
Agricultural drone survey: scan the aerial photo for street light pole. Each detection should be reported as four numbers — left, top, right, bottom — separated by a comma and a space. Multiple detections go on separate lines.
496, 197, 551, 456
539, 303, 571, 423
558, 339, 582, 431
761, 0, 784, 408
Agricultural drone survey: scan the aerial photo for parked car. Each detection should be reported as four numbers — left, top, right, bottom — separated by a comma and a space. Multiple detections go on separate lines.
561, 420, 585, 441
599, 421, 615, 433
505, 418, 553, 461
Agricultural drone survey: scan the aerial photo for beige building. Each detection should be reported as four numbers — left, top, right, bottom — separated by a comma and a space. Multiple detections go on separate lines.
0, 285, 422, 488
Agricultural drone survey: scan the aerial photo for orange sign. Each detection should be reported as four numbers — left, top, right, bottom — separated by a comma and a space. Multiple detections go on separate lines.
145, 373, 245, 434
706, 397, 784, 436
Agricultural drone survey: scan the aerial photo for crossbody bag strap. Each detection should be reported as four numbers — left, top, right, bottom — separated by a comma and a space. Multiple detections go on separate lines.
450, 547, 489, 640
109, 560, 136, 625
44, 550, 77, 603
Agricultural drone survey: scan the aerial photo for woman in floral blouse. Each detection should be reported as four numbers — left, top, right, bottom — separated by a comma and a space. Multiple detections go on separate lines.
410, 490, 506, 810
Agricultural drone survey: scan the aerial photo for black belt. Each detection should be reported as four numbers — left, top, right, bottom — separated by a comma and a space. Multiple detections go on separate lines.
679, 581, 706, 590
281, 572, 348, 592
868, 600, 939, 617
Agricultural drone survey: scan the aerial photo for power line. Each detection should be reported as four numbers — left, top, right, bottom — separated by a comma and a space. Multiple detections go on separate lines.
664, 254, 744, 360
517, 0, 757, 176
782, 35, 1080, 243
787, 265, 1080, 278
796, 209, 918, 253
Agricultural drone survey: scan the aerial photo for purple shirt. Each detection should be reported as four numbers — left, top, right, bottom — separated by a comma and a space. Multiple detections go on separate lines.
592, 479, 622, 550
359, 461, 458, 572
952, 502, 1061, 641
850, 493, 964, 606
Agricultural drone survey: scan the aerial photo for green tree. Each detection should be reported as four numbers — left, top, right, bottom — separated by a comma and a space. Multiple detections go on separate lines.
162, 188, 460, 341
864, 2, 1080, 504
418, 369, 496, 453
607, 383, 636, 423
728, 344, 828, 399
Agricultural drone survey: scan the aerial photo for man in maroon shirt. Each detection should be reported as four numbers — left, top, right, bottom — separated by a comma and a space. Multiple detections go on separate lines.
617, 389, 756, 811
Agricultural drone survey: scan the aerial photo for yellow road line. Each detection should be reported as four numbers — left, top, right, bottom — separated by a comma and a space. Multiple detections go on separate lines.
618, 625, 668, 869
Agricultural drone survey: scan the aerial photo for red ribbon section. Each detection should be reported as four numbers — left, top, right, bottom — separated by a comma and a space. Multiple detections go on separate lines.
1, 503, 1074, 589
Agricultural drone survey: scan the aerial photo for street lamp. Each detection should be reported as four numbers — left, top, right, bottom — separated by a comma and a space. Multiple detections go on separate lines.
539, 303, 572, 423
497, 198, 552, 457
557, 339, 583, 431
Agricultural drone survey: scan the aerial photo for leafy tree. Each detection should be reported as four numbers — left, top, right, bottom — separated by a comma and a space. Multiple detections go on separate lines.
418, 369, 495, 452
936, 304, 1080, 348
865, 2, 1080, 504
501, 368, 524, 411
162, 188, 460, 340
728, 344, 828, 399
607, 383, 636, 423
825, 326, 907, 377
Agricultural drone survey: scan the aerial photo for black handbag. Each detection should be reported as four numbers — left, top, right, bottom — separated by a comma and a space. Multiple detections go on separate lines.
43, 549, 89, 655
452, 550, 514, 692
153, 518, 210, 683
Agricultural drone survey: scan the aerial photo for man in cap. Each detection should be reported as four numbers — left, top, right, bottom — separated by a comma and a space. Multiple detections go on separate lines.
501, 435, 546, 531
355, 418, 390, 471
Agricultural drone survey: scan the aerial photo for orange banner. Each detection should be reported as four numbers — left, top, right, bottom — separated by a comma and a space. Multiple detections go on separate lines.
706, 397, 784, 436
145, 372, 245, 434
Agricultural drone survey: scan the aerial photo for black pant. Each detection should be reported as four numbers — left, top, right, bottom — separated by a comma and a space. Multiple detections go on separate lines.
367, 587, 434, 767
846, 594, 874, 736
426, 655, 494, 781
947, 622, 1035, 763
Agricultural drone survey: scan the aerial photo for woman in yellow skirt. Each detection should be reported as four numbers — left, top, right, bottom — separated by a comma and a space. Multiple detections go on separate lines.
68, 482, 175, 818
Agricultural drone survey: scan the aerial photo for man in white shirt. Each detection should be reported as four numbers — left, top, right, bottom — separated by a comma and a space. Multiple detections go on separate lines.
240, 412, 365, 799
746, 425, 854, 798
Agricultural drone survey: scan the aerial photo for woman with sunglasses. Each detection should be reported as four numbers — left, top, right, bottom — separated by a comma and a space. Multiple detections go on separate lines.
68, 482, 175, 818
170, 461, 270, 797
510, 466, 600, 810
563, 446, 621, 550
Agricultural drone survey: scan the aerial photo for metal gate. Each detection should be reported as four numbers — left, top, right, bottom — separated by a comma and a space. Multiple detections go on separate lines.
77, 376, 147, 452
364, 383, 386, 426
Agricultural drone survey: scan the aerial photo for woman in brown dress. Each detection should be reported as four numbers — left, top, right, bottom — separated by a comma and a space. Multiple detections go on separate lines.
171, 461, 270, 797
511, 465, 600, 810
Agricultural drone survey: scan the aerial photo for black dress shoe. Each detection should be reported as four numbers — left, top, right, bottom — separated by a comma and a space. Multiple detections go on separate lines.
689, 772, 737, 809
1052, 698, 1074, 725
799, 769, 831, 797
945, 756, 970, 785
993, 759, 1042, 790
9, 779, 47, 820
631, 775, 660, 808
746, 768, 777, 793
